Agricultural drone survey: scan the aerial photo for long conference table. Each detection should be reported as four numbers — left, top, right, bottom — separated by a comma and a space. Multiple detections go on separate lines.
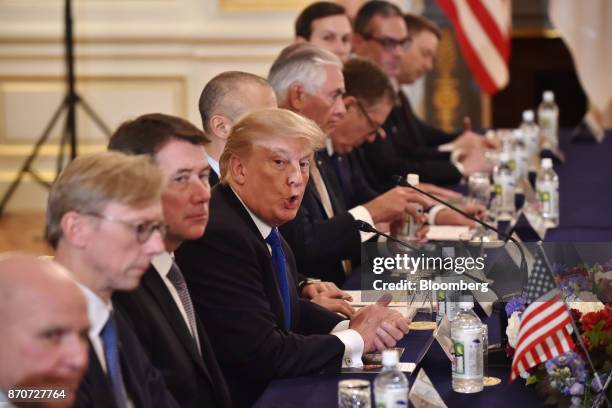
254, 130, 612, 407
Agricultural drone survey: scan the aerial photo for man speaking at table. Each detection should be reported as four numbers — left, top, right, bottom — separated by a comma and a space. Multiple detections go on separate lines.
175, 108, 410, 407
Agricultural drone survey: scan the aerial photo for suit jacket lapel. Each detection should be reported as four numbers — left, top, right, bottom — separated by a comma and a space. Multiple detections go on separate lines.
140, 267, 212, 382
316, 151, 346, 214
218, 183, 293, 331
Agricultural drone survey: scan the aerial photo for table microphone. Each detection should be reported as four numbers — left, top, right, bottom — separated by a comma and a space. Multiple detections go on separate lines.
392, 174, 528, 281
354, 220, 420, 252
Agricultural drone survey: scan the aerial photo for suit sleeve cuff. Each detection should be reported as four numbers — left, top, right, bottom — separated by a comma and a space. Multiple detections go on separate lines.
348, 206, 375, 242
330, 322, 364, 368
428, 204, 446, 225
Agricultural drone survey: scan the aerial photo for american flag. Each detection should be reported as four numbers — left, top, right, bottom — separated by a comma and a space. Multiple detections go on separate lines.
510, 249, 575, 381
436, 0, 511, 95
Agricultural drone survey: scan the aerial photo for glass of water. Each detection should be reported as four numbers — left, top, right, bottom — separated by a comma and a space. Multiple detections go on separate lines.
468, 172, 491, 207
338, 379, 371, 408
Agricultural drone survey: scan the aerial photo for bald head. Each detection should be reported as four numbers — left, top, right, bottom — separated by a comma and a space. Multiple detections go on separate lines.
199, 72, 277, 137
0, 253, 89, 405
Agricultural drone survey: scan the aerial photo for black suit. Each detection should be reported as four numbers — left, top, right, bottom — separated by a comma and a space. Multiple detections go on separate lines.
360, 92, 462, 188
280, 151, 362, 286
330, 151, 378, 208
400, 92, 458, 148
75, 311, 179, 408
175, 183, 347, 408
112, 265, 232, 408
208, 168, 220, 187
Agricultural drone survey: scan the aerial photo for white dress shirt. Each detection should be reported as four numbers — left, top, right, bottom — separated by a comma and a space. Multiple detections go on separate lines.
233, 187, 364, 368
207, 156, 220, 179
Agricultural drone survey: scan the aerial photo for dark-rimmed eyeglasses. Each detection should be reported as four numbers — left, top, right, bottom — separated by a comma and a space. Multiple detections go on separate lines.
355, 99, 384, 139
361, 34, 411, 51
85, 213, 167, 244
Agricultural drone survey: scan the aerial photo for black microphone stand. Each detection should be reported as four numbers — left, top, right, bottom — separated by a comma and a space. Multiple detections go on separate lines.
0, 0, 111, 217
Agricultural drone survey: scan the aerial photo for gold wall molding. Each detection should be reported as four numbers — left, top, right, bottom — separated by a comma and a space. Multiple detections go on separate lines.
431, 28, 460, 133
0, 35, 290, 46
0, 53, 279, 63
0, 144, 106, 157
511, 28, 560, 39
219, 0, 310, 10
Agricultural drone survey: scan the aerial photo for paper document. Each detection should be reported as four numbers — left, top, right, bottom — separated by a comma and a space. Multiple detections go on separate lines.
426, 226, 471, 241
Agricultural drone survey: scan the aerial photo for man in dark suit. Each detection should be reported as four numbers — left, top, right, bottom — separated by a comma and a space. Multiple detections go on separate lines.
175, 108, 411, 407
48, 151, 179, 407
107, 113, 232, 407
198, 69, 356, 316
352, 1, 491, 187
198, 71, 277, 186
0, 254, 89, 408
269, 43, 428, 285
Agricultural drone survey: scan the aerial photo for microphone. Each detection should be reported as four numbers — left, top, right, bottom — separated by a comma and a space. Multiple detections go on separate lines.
354, 220, 420, 252
392, 175, 509, 240
392, 174, 528, 285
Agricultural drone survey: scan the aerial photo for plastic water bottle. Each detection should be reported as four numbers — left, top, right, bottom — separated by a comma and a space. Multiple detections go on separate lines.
538, 91, 559, 149
492, 152, 516, 221
520, 110, 540, 171
445, 288, 460, 321
536, 158, 559, 227
451, 297, 484, 393
399, 173, 423, 239
511, 129, 528, 184
374, 349, 409, 407
435, 276, 446, 323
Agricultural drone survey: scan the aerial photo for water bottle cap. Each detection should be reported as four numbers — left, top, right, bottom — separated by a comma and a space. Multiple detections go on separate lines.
406, 173, 420, 185
382, 349, 399, 366
522, 110, 534, 122
499, 151, 510, 162
543, 90, 554, 102
541, 158, 553, 169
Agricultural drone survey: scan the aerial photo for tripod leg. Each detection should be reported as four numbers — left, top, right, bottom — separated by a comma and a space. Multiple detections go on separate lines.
77, 97, 112, 137
0, 99, 67, 216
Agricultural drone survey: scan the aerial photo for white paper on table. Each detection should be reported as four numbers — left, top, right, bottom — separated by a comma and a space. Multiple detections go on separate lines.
409, 368, 448, 408
426, 225, 471, 241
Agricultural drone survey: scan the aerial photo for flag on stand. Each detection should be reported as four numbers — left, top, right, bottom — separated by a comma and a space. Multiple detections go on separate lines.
436, 0, 512, 95
510, 249, 575, 381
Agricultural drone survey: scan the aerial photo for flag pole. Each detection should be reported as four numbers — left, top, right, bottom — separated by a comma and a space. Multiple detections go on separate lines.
536, 241, 608, 405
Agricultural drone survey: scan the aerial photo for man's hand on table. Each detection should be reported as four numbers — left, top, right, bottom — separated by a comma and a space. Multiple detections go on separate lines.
302, 281, 355, 318
348, 295, 411, 353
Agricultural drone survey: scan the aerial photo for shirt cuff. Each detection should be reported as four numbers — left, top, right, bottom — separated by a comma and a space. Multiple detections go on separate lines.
427, 204, 446, 225
348, 206, 375, 242
331, 321, 364, 368
438, 142, 454, 152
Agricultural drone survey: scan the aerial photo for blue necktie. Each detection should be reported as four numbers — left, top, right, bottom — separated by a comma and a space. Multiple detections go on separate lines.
265, 228, 291, 330
101, 313, 128, 408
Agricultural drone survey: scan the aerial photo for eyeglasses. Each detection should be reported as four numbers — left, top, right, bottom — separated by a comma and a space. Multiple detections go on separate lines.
362, 34, 411, 51
85, 213, 167, 244
354, 99, 384, 139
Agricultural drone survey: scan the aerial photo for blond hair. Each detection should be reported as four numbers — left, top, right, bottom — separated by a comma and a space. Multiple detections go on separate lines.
46, 151, 163, 248
219, 108, 326, 182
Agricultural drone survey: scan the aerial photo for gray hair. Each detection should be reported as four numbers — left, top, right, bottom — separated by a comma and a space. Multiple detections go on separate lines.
268, 43, 342, 106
